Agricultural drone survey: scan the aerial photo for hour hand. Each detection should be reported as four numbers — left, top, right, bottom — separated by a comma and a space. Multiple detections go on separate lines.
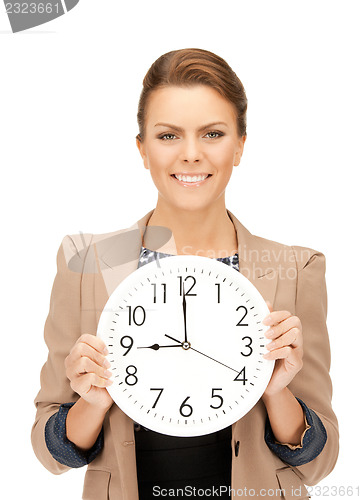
165, 334, 183, 345
137, 343, 182, 350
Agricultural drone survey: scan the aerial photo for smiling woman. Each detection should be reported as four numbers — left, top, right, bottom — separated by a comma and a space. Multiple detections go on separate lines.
134, 48, 248, 258
31, 48, 339, 500
137, 85, 246, 249
136, 84, 246, 257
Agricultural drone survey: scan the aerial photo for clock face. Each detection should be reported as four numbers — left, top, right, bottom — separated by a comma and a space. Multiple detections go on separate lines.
97, 255, 274, 437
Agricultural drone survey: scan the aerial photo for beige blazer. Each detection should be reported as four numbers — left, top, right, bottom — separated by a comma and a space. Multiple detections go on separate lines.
31, 208, 339, 500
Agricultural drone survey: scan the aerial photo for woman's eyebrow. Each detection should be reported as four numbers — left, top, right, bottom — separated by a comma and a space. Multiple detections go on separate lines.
154, 122, 228, 132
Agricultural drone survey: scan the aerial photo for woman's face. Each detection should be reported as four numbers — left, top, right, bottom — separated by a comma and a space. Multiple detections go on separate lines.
137, 85, 246, 213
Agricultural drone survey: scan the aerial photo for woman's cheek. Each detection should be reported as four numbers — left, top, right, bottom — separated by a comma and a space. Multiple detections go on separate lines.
207, 143, 236, 166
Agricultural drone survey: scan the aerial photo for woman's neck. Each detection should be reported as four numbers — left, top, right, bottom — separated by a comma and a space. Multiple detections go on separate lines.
145, 204, 238, 258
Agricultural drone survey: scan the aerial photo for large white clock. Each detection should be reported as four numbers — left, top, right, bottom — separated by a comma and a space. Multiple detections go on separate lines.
97, 254, 274, 437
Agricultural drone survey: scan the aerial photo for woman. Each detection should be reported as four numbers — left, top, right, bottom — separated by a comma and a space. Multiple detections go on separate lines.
31, 48, 339, 499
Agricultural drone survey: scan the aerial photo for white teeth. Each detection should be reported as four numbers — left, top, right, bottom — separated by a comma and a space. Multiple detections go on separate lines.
174, 174, 209, 182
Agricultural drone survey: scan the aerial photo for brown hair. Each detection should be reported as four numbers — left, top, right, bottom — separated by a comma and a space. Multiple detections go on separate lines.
136, 48, 248, 143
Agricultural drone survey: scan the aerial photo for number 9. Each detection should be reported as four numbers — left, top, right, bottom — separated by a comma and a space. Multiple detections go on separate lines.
120, 335, 134, 355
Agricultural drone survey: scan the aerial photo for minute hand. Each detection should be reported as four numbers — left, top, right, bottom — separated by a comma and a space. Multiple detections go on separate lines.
164, 334, 239, 374
182, 282, 188, 343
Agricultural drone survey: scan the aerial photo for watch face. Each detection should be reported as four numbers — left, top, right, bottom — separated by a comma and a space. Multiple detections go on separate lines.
97, 255, 274, 437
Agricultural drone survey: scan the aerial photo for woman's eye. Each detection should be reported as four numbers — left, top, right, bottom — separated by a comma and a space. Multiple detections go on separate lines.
206, 131, 223, 139
159, 133, 176, 140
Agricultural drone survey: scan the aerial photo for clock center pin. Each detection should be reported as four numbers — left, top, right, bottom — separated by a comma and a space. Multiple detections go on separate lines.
182, 341, 191, 350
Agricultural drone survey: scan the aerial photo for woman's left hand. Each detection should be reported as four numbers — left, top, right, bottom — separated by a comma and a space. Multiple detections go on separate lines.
262, 301, 303, 397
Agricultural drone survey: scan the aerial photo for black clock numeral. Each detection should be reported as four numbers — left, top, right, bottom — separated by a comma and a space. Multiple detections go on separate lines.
150, 388, 164, 408
210, 388, 224, 409
233, 367, 247, 384
179, 396, 193, 417
120, 335, 134, 356
127, 305, 146, 326
240, 336, 253, 357
178, 276, 197, 296
125, 365, 138, 386
215, 283, 221, 303
152, 283, 166, 303
236, 305, 248, 326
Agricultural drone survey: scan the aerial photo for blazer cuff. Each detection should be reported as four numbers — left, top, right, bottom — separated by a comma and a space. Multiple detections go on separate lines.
264, 397, 327, 466
274, 412, 311, 450
45, 402, 104, 468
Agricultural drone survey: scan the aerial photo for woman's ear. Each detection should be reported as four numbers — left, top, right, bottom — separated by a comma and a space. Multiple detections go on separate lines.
234, 135, 247, 166
136, 136, 149, 170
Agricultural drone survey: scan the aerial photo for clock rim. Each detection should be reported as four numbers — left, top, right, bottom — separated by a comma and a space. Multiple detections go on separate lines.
97, 254, 275, 437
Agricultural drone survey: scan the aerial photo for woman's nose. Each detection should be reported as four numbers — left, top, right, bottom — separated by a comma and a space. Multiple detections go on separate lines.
180, 137, 203, 163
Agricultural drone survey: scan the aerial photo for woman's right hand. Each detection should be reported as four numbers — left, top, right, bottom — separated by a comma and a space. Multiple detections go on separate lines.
65, 333, 114, 411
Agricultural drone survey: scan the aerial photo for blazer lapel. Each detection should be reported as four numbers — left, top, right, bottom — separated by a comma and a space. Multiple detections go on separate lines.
226, 209, 278, 305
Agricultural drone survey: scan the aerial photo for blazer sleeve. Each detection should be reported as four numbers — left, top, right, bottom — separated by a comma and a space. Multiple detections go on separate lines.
31, 235, 91, 474
287, 246, 339, 485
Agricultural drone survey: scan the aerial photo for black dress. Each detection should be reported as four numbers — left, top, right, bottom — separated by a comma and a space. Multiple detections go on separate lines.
135, 423, 232, 498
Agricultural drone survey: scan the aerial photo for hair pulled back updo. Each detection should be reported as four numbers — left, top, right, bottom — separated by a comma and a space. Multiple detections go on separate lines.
136, 48, 248, 143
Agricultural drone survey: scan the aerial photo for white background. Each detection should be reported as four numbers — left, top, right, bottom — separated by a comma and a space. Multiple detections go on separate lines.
1, 0, 362, 498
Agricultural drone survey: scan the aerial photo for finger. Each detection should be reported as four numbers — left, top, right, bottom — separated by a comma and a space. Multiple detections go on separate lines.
265, 326, 302, 351
76, 342, 111, 368
66, 343, 111, 380
75, 333, 109, 355
71, 372, 113, 395
75, 355, 112, 380
265, 316, 302, 341
264, 347, 303, 371
262, 309, 293, 327
263, 345, 293, 360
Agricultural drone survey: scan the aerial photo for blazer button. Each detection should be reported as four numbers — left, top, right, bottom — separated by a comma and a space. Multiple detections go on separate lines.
123, 440, 135, 446
234, 440, 240, 457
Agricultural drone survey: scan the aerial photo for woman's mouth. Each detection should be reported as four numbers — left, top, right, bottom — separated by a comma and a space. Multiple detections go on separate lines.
171, 173, 212, 187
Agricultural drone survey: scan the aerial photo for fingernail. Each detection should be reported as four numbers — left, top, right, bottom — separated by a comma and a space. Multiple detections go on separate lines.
266, 341, 275, 350
103, 347, 109, 355
103, 358, 111, 368
265, 328, 274, 338
263, 316, 272, 325
104, 370, 112, 377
